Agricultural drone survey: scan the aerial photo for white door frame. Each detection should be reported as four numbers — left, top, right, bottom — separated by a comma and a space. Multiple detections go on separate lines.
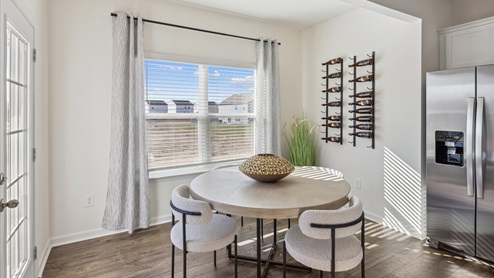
0, 0, 35, 277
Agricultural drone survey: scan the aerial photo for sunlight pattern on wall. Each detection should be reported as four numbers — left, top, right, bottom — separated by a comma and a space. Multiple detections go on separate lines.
383, 147, 424, 238
290, 166, 344, 181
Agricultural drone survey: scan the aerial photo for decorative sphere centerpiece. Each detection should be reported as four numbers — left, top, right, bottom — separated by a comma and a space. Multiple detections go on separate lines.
239, 153, 295, 183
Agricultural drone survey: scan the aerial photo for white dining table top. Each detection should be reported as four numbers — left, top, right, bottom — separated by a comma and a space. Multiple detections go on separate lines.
190, 166, 351, 219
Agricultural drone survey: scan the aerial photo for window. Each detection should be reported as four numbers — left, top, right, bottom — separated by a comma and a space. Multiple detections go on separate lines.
144, 58, 255, 170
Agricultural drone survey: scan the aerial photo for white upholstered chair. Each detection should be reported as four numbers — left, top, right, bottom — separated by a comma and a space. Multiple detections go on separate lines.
170, 184, 239, 278
283, 196, 365, 278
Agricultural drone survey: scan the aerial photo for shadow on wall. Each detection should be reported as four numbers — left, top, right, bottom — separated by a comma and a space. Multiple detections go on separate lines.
383, 147, 424, 238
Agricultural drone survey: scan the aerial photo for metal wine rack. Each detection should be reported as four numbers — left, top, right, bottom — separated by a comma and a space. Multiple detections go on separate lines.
348, 51, 375, 149
321, 57, 343, 144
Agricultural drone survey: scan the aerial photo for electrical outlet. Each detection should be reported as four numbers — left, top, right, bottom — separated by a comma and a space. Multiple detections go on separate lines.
84, 194, 94, 208
354, 178, 361, 189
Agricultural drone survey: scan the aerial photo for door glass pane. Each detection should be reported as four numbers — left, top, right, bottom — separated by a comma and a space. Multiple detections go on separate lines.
18, 40, 26, 85
9, 33, 18, 82
18, 132, 24, 174
9, 84, 17, 132
18, 86, 24, 130
8, 133, 18, 184
18, 176, 26, 220
6, 29, 10, 79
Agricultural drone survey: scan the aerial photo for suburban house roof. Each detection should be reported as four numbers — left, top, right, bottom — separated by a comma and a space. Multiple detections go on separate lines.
220, 93, 253, 105
145, 100, 168, 106
171, 100, 194, 105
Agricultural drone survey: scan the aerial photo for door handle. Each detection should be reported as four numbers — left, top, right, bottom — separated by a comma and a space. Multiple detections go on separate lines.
0, 199, 19, 212
476, 97, 486, 199
466, 97, 475, 197
0, 173, 6, 185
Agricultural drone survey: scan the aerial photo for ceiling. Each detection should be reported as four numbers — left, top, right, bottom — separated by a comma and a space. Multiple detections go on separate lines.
177, 0, 358, 29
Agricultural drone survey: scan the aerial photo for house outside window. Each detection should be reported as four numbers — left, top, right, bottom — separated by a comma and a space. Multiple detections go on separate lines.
144, 57, 256, 171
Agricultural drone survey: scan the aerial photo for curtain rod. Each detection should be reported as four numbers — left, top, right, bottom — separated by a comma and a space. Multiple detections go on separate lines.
110, 13, 281, 45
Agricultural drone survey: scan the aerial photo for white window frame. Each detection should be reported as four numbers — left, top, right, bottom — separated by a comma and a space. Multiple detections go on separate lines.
144, 53, 256, 179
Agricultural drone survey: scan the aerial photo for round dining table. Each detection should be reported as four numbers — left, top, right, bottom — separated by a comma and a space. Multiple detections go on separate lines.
190, 166, 351, 278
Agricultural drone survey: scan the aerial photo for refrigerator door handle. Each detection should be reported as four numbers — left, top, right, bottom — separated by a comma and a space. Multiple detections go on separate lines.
466, 97, 475, 197
476, 97, 486, 199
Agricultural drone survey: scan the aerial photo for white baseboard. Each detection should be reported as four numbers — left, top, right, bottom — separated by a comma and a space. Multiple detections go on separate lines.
37, 214, 173, 277
50, 214, 172, 247
364, 210, 383, 223
37, 242, 52, 278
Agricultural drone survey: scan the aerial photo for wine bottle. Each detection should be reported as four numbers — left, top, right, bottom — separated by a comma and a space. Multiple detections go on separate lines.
322, 72, 342, 79
322, 136, 341, 143
349, 58, 374, 67
322, 122, 341, 128
349, 99, 372, 106
322, 115, 341, 121
322, 58, 342, 65
348, 132, 373, 138
349, 124, 373, 130
348, 108, 373, 114
322, 86, 342, 93
322, 101, 341, 107
349, 75, 373, 83
349, 91, 373, 98
349, 116, 373, 122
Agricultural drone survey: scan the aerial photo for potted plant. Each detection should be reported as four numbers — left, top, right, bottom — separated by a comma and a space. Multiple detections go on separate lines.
282, 114, 317, 166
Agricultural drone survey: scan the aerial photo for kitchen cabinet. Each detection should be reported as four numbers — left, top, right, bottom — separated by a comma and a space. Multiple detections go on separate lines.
439, 17, 494, 70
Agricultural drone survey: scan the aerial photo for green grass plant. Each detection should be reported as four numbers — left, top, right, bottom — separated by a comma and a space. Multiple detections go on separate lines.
283, 114, 317, 166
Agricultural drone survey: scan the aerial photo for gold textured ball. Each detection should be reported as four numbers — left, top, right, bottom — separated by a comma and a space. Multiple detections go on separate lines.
239, 154, 295, 183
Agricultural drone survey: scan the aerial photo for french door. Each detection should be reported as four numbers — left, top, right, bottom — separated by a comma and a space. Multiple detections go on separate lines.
0, 0, 35, 277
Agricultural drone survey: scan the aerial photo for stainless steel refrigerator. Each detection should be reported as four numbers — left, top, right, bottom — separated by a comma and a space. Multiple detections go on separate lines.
426, 65, 494, 263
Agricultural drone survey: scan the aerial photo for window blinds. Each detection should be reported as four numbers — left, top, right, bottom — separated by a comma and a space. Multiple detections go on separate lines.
144, 59, 255, 170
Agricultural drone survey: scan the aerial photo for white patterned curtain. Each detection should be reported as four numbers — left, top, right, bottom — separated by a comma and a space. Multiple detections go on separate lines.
255, 39, 281, 155
102, 12, 149, 233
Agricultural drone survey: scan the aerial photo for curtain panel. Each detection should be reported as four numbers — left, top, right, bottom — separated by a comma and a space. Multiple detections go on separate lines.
255, 39, 281, 155
102, 12, 149, 233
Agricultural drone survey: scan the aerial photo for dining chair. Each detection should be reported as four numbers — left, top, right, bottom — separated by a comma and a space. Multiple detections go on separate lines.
287, 166, 345, 229
283, 196, 364, 278
170, 184, 239, 278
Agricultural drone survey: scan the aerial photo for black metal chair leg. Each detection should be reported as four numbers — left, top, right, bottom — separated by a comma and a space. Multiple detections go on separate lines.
288, 219, 291, 228
214, 250, 217, 267
171, 244, 175, 278
241, 216, 244, 226
361, 216, 365, 278
261, 219, 264, 240
331, 228, 336, 278
171, 213, 176, 278
226, 214, 232, 258
234, 235, 238, 278
183, 250, 187, 278
182, 215, 187, 278
273, 219, 277, 244
320, 270, 323, 278
257, 218, 261, 277
283, 241, 287, 278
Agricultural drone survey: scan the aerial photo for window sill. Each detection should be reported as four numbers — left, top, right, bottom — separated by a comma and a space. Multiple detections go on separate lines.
148, 160, 245, 180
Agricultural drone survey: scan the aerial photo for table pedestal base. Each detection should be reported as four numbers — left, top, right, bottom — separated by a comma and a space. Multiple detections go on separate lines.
228, 219, 311, 278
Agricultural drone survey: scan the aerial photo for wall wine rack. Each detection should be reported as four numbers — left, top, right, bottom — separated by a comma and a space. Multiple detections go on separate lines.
321, 57, 343, 144
348, 51, 375, 149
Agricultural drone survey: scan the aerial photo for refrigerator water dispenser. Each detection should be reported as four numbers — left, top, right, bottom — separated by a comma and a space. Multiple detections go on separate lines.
435, 131, 464, 166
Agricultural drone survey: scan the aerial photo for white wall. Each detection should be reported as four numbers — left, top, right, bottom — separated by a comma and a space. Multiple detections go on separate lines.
369, 0, 453, 81
47, 0, 302, 242
302, 8, 423, 237
451, 0, 494, 26
13, 0, 50, 275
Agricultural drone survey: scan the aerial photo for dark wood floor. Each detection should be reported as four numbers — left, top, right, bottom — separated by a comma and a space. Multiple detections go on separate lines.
42, 217, 494, 277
